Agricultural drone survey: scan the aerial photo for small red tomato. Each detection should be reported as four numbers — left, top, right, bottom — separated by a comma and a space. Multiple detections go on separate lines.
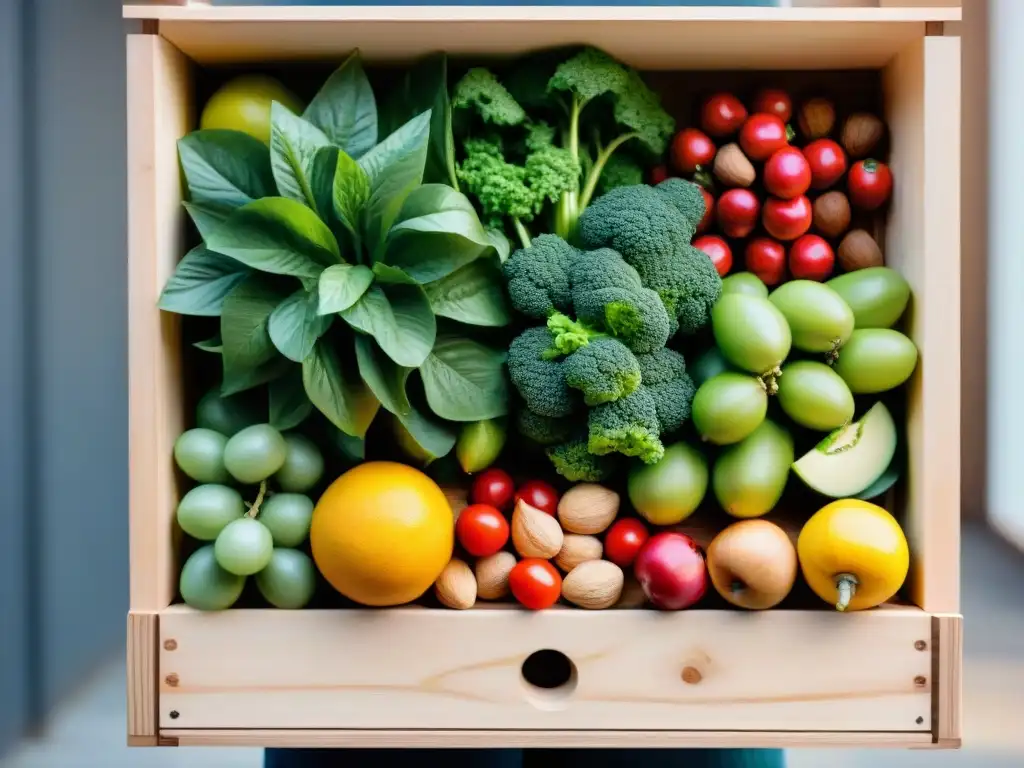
763, 147, 811, 199
471, 467, 515, 511
739, 114, 789, 162
701, 93, 748, 137
514, 479, 559, 516
605, 518, 650, 568
848, 159, 893, 210
803, 138, 847, 190
789, 234, 835, 281
697, 188, 715, 234
717, 188, 761, 239
762, 195, 812, 241
455, 504, 510, 558
509, 558, 562, 610
649, 164, 670, 185
752, 88, 793, 123
671, 128, 716, 175
693, 235, 732, 277
745, 237, 787, 286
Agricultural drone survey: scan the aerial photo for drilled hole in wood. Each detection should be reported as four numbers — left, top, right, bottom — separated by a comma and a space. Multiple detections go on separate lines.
520, 649, 578, 712
916, 716, 924, 725
169, 711, 180, 720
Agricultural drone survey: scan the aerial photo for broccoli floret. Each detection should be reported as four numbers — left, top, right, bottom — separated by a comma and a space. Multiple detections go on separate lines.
547, 311, 604, 357
502, 234, 577, 320
563, 337, 642, 406
507, 327, 578, 418
598, 153, 644, 195
452, 68, 527, 126
637, 348, 697, 433
655, 178, 708, 223
546, 436, 616, 482
516, 407, 574, 446
587, 386, 664, 464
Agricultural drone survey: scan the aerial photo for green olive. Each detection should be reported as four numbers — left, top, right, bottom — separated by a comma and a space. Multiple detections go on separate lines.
776, 361, 855, 431
176, 484, 245, 541
214, 517, 274, 576
174, 428, 230, 484
179, 545, 245, 611
274, 433, 325, 493
224, 424, 287, 484
256, 548, 317, 609
258, 493, 314, 548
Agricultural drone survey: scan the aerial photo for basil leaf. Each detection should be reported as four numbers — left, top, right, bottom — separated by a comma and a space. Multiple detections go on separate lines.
220, 274, 292, 395
339, 283, 435, 368
158, 245, 251, 316
333, 148, 370, 234
268, 289, 333, 363
354, 335, 413, 416
269, 367, 314, 431
309, 146, 340, 225
371, 262, 417, 285
318, 264, 374, 315
395, 402, 457, 461
358, 111, 430, 260
178, 129, 274, 208
205, 197, 340, 279
222, 355, 291, 397
194, 334, 223, 353
183, 200, 232, 241
303, 51, 378, 159
420, 336, 509, 422
424, 259, 511, 327
486, 228, 511, 264
269, 102, 331, 209
302, 338, 379, 438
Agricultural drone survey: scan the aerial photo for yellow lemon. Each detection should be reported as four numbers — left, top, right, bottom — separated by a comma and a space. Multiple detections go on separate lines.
200, 75, 304, 145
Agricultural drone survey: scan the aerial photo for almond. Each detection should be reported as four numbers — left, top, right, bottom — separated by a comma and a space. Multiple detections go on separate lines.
841, 112, 884, 158
712, 143, 755, 188
798, 98, 835, 139
812, 191, 851, 239
557, 483, 620, 535
435, 558, 477, 610
512, 499, 563, 559
838, 229, 884, 272
555, 534, 603, 572
561, 560, 624, 610
475, 551, 517, 600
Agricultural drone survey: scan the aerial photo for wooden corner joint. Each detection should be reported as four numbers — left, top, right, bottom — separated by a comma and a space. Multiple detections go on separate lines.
128, 735, 178, 747
925, 21, 945, 37
141, 20, 159, 35
930, 614, 963, 746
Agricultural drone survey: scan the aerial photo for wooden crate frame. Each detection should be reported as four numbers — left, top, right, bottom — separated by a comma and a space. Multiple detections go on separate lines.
124, 5, 963, 750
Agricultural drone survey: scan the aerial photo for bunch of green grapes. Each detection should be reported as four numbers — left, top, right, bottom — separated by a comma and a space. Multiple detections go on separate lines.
173, 412, 325, 612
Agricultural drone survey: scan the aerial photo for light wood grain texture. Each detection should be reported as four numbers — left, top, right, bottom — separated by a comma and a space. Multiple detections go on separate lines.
127, 34, 192, 612
127, 613, 158, 741
882, 36, 961, 615
932, 614, 963, 746
158, 607, 931, 732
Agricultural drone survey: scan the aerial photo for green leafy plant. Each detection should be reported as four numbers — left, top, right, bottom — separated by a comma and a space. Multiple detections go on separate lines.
159, 52, 513, 460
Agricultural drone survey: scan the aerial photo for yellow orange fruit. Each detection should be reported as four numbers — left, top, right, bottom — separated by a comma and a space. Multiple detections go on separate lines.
200, 75, 304, 145
309, 461, 454, 607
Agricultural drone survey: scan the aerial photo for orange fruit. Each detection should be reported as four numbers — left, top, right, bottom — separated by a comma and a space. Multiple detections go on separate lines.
199, 75, 304, 145
309, 461, 454, 607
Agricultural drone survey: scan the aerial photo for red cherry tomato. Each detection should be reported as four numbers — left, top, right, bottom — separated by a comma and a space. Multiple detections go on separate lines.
763, 147, 811, 199
471, 467, 515, 511
762, 195, 812, 241
693, 235, 732, 277
700, 93, 748, 137
739, 114, 789, 162
649, 164, 670, 185
514, 479, 559, 516
789, 235, 835, 281
802, 139, 847, 190
671, 128, 716, 175
752, 88, 793, 123
455, 504, 510, 558
604, 518, 650, 568
745, 237, 787, 286
697, 188, 715, 234
717, 188, 761, 239
848, 159, 893, 210
509, 558, 562, 610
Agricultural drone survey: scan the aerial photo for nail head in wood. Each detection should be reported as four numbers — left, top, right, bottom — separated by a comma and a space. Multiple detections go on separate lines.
914, 675, 926, 688
164, 639, 178, 651
681, 666, 702, 684
915, 716, 924, 725
914, 640, 927, 651
169, 710, 180, 720
165, 673, 179, 687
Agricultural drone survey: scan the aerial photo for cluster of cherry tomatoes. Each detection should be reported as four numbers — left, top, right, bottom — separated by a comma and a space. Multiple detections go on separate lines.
656, 89, 893, 286
456, 469, 652, 610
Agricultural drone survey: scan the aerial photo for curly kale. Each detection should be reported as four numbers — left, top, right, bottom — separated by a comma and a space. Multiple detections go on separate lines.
516, 407, 574, 446
546, 435, 616, 482
502, 234, 577, 320
507, 327, 578, 418
452, 68, 527, 126
636, 348, 697, 434
457, 138, 534, 231
563, 337, 642, 406
587, 386, 664, 464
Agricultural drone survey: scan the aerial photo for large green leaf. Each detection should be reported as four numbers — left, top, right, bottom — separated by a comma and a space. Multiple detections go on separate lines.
268, 367, 314, 431
269, 102, 331, 209
487, 229, 512, 264
158, 245, 250, 316
354, 335, 413, 417
220, 274, 292, 394
205, 197, 340, 279
395, 402, 457, 461
178, 129, 274, 208
317, 263, 374, 315
183, 200, 232, 241
194, 334, 222, 353
302, 338, 379, 438
423, 259, 511, 327
309, 146, 340, 225
420, 336, 509, 422
303, 52, 378, 159
268, 289, 333, 363
357, 111, 431, 260
333, 148, 370, 235
339, 283, 435, 368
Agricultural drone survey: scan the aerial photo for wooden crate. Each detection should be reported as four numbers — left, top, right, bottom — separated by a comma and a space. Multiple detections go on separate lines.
124, 4, 963, 750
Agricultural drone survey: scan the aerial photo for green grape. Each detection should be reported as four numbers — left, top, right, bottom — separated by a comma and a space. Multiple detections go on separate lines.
176, 484, 245, 541
274, 433, 325, 493
223, 424, 287, 484
179, 545, 245, 611
196, 388, 263, 437
255, 548, 317, 609
214, 517, 273, 576
174, 428, 230, 484
258, 493, 314, 547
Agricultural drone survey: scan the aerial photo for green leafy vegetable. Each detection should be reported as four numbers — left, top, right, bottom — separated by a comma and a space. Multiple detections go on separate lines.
420, 336, 509, 422
269, 102, 332, 209
158, 246, 251, 316
303, 51, 378, 158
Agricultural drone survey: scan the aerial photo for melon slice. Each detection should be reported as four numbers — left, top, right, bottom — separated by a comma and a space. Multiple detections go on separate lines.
792, 401, 898, 498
